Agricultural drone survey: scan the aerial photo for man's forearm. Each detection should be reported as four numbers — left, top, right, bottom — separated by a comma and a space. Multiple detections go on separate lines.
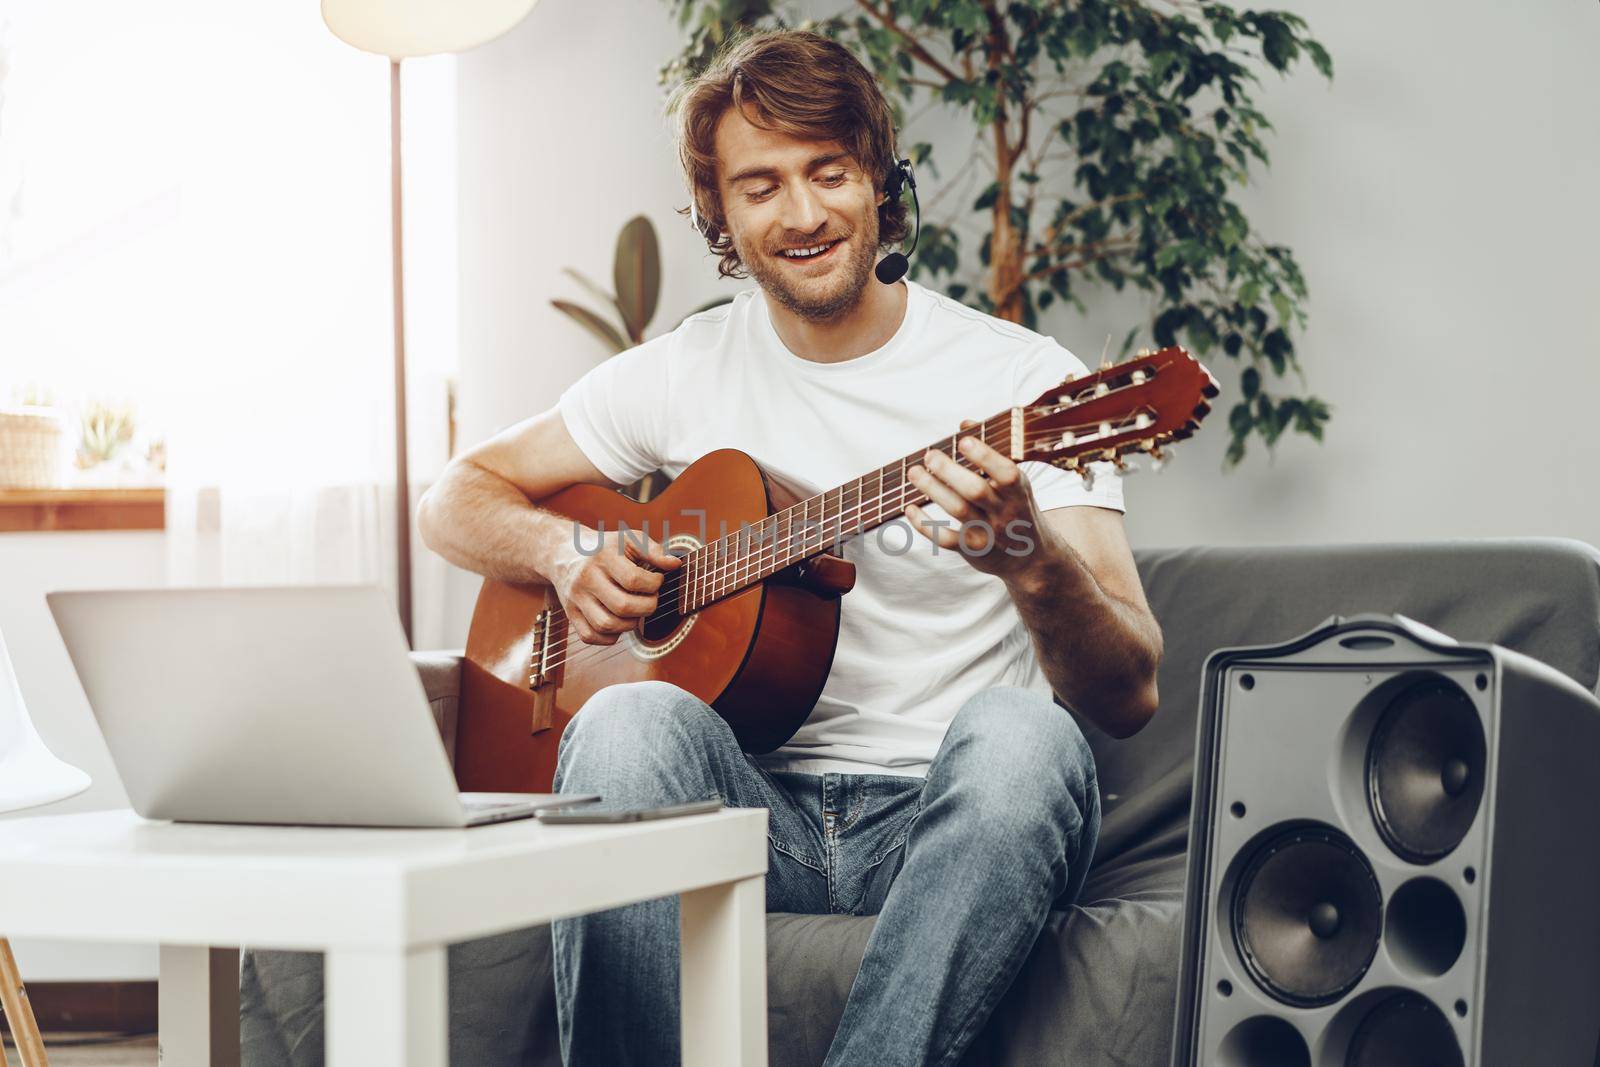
416, 461, 572, 586
1004, 539, 1163, 738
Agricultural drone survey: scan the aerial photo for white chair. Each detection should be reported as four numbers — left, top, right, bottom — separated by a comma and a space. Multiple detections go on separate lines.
1, 627, 90, 1067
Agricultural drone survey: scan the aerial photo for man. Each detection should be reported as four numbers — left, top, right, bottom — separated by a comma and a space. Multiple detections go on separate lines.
418, 28, 1162, 1067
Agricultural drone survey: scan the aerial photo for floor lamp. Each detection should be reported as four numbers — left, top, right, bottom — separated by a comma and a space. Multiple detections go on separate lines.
1, 628, 91, 1067
321, 0, 541, 646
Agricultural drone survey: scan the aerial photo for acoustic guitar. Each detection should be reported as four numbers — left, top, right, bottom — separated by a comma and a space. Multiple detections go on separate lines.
454, 346, 1218, 793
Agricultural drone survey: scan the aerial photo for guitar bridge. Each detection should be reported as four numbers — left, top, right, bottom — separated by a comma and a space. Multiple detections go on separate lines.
528, 608, 555, 690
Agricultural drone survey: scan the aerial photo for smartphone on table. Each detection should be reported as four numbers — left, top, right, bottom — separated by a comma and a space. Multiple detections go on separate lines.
534, 798, 724, 824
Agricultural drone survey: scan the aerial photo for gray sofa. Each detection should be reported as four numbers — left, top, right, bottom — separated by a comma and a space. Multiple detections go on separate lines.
241, 538, 1600, 1066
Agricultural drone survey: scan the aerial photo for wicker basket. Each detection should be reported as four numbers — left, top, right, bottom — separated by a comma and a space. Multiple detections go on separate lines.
0, 406, 69, 489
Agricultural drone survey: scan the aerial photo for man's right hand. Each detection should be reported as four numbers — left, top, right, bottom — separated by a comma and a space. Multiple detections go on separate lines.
548, 527, 684, 645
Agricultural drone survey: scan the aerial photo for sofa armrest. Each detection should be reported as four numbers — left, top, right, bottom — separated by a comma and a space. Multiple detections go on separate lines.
410, 650, 464, 767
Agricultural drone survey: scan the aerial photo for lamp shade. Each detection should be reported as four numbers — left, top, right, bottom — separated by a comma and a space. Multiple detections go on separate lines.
321, 0, 540, 59
0, 628, 90, 814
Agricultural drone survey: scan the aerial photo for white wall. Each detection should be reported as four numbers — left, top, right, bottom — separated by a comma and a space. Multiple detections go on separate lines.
453, 0, 1600, 564
455, 0, 745, 450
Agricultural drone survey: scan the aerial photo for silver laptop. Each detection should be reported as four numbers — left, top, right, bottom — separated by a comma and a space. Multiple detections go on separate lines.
46, 585, 596, 828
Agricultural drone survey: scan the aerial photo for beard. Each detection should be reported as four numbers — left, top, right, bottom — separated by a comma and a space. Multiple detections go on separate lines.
737, 209, 881, 324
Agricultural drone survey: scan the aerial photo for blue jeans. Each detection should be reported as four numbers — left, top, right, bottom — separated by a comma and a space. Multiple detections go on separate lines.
551, 681, 1101, 1067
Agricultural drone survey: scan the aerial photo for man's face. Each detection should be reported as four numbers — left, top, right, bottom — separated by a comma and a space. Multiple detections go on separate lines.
713, 107, 881, 322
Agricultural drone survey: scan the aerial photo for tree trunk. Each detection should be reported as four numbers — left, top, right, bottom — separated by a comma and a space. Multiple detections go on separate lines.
984, 3, 1025, 324
990, 155, 1025, 323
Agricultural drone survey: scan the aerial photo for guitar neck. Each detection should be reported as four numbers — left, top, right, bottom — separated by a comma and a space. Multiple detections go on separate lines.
679, 408, 1016, 613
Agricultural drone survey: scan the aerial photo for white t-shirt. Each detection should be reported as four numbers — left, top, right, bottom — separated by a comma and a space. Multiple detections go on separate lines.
557, 279, 1124, 777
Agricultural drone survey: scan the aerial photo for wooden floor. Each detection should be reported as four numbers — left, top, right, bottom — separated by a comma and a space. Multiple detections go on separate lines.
3, 1033, 156, 1066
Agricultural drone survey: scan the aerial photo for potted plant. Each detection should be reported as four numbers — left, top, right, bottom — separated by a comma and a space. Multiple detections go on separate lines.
552, 215, 730, 500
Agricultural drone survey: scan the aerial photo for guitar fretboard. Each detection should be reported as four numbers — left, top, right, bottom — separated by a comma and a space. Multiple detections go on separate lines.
678, 408, 1015, 613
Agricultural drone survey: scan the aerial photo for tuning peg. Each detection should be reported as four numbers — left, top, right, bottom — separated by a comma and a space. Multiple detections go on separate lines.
1146, 444, 1171, 472
1111, 455, 1139, 476
1077, 465, 1096, 493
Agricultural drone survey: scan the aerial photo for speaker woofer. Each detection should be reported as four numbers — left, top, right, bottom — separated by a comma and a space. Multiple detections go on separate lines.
1217, 1015, 1310, 1067
1346, 992, 1464, 1067
1366, 677, 1486, 863
1231, 825, 1382, 1007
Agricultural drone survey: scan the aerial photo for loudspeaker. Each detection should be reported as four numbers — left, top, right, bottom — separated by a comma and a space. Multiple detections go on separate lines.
1172, 614, 1600, 1066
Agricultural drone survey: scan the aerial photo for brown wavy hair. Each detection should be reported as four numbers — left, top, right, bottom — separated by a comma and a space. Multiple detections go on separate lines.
669, 29, 910, 279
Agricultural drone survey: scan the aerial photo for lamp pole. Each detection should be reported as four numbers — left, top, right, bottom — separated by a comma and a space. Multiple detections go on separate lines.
322, 0, 542, 649
389, 57, 413, 646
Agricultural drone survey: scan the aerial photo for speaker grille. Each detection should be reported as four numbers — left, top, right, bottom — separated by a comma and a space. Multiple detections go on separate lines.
1232, 825, 1383, 1007
1366, 677, 1487, 863
1346, 992, 1464, 1067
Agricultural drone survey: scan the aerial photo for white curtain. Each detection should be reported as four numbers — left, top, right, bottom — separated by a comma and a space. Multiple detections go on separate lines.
0, 2, 459, 651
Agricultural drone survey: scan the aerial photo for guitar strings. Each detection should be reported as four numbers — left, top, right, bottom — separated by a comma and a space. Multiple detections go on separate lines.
539, 412, 1152, 675
535, 477, 935, 678
536, 417, 1148, 677
537, 450, 1095, 679
550, 415, 1019, 644
556, 379, 1158, 640
572, 407, 1131, 631
563, 410, 1140, 629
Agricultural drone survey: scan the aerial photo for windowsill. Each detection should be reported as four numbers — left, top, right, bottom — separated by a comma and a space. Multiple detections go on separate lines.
0, 487, 166, 533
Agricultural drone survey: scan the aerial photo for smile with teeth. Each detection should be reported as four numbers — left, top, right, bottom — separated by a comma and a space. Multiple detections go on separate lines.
779, 239, 840, 260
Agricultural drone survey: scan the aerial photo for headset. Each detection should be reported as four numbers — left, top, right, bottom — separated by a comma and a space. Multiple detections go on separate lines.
874, 157, 920, 285
688, 156, 922, 285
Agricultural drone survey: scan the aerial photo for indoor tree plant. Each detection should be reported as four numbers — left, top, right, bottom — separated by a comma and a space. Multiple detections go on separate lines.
661, 0, 1332, 464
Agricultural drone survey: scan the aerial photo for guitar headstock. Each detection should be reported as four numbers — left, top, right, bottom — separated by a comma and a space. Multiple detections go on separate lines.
1018, 346, 1218, 473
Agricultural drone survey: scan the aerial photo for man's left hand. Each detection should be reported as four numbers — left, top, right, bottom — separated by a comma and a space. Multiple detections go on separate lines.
905, 419, 1051, 582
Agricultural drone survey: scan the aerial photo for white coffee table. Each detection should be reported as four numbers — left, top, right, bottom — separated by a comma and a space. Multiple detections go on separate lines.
0, 807, 768, 1065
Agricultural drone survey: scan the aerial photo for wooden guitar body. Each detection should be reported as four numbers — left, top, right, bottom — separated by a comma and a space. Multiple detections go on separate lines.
454, 448, 850, 793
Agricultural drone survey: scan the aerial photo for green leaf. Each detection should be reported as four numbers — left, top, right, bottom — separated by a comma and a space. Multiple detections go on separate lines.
563, 268, 624, 322
1307, 40, 1333, 79
1271, 290, 1293, 326
1119, 324, 1140, 357
1263, 328, 1290, 374
1241, 366, 1260, 398
613, 215, 661, 343
552, 300, 630, 354
1228, 401, 1253, 436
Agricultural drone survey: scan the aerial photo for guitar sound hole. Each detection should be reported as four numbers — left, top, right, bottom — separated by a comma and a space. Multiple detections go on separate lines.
639, 597, 684, 643
638, 546, 692, 644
